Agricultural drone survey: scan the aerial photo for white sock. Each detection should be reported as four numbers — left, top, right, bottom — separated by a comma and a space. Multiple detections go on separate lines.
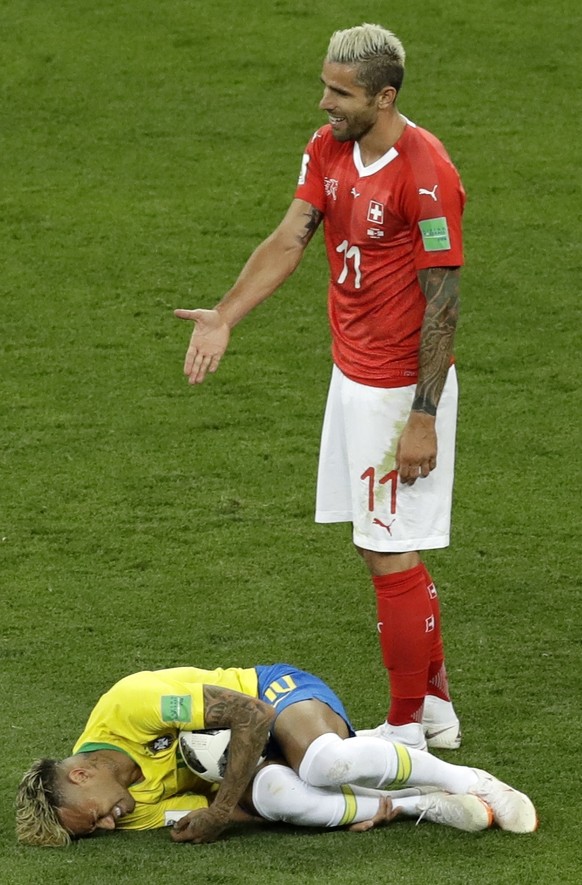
400, 748, 478, 794
251, 764, 382, 827
298, 732, 478, 794
390, 794, 430, 817
298, 733, 395, 788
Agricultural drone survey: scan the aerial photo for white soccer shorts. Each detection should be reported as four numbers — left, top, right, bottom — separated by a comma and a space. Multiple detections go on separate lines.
315, 364, 458, 552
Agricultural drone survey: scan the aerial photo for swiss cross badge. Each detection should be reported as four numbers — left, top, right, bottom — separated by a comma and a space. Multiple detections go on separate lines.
367, 200, 384, 224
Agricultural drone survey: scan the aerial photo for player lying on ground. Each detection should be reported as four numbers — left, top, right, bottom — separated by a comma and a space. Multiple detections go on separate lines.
16, 664, 537, 846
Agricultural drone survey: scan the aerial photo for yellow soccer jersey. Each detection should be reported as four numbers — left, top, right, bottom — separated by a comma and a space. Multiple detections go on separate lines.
72, 666, 259, 829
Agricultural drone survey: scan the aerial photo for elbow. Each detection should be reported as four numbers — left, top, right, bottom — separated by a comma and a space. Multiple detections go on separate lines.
266, 229, 306, 273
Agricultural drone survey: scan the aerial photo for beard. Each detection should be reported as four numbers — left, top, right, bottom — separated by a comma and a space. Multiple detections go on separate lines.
329, 109, 376, 143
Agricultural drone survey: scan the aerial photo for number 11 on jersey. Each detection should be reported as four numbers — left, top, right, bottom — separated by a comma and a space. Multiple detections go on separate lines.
336, 240, 362, 289
361, 467, 398, 514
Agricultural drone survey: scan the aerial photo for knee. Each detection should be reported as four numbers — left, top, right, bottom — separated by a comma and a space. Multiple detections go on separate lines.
251, 765, 314, 823
251, 766, 291, 821
363, 549, 420, 576
298, 733, 353, 787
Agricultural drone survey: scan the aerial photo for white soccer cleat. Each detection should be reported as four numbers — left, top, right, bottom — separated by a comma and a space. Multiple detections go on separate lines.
415, 791, 493, 832
468, 769, 538, 833
422, 695, 462, 749
356, 721, 427, 752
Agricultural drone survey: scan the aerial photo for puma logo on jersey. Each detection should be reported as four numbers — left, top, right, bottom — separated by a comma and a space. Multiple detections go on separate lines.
418, 184, 439, 201
373, 517, 395, 534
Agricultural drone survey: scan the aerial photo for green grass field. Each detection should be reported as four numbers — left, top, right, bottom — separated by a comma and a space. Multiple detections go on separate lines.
1, 0, 581, 882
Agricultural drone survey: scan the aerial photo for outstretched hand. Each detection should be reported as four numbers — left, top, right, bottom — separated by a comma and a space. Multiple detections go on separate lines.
348, 796, 401, 832
174, 308, 230, 385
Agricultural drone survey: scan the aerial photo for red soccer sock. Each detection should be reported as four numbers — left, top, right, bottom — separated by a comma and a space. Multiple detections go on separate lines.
372, 564, 434, 726
421, 564, 451, 702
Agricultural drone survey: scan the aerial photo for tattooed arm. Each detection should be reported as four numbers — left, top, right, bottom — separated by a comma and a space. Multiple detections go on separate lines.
171, 685, 275, 844
414, 267, 460, 415
175, 199, 323, 384
395, 267, 460, 485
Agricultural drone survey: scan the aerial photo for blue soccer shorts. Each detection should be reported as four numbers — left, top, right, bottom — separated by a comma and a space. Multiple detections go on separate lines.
255, 664, 354, 735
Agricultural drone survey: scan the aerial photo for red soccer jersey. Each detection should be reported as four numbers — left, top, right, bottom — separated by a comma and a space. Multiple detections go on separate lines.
295, 121, 466, 387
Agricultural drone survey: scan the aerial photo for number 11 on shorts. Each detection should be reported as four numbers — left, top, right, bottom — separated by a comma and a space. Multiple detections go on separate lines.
361, 467, 398, 514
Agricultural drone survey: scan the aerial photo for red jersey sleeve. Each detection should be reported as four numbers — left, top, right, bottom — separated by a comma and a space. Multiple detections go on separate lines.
294, 127, 328, 213
396, 125, 465, 270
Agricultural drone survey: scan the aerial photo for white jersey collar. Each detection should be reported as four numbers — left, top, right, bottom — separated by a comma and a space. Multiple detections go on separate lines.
352, 117, 416, 177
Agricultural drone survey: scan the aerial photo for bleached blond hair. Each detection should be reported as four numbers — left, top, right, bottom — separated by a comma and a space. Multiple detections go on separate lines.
326, 23, 406, 96
16, 759, 72, 847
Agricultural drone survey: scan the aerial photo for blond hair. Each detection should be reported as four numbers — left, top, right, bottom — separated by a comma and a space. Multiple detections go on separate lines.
16, 759, 72, 847
326, 23, 406, 96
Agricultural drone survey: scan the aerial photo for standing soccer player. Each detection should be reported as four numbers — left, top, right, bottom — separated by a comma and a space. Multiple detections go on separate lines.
176, 23, 465, 750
